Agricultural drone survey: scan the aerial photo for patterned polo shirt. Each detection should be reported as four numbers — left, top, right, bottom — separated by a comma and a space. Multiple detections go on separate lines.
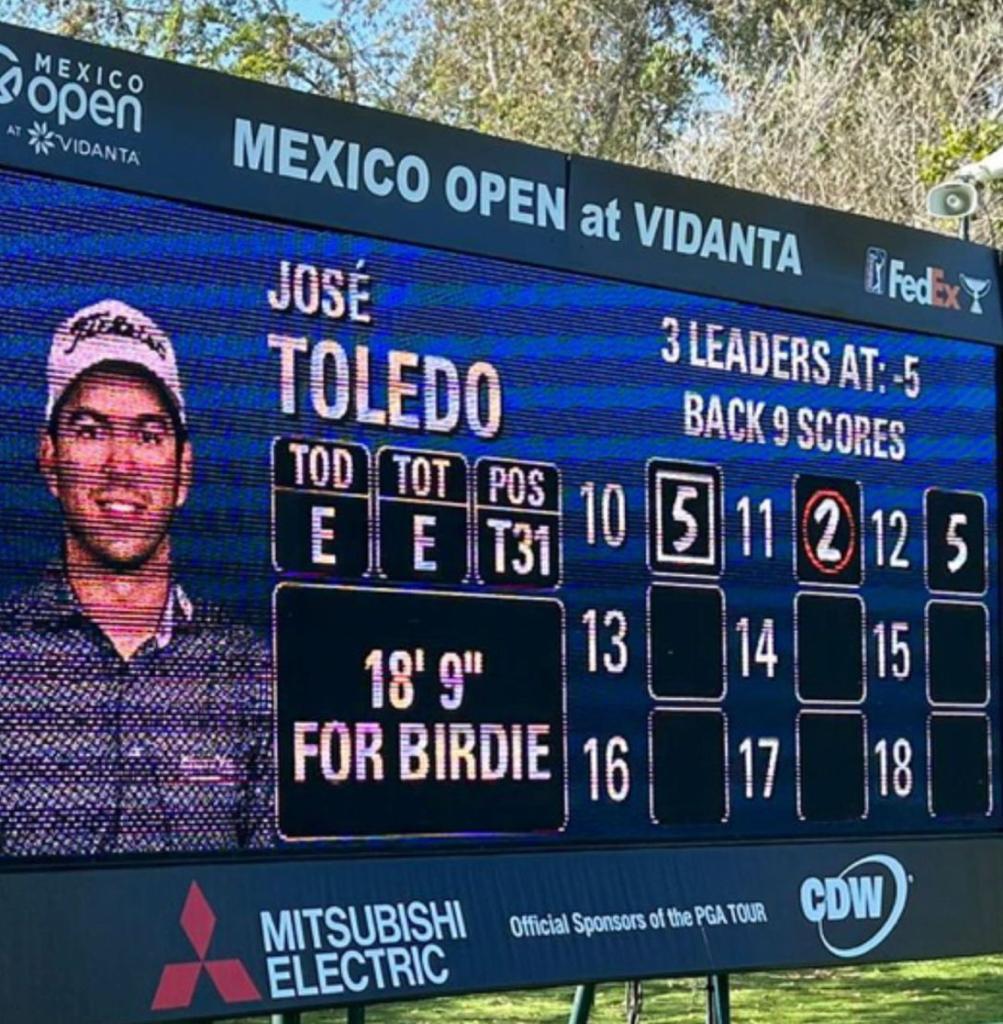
0, 566, 273, 857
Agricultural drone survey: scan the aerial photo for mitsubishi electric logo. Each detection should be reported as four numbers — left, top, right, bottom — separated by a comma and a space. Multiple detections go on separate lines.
151, 882, 261, 1011
0, 43, 22, 103
800, 854, 911, 959
863, 246, 991, 315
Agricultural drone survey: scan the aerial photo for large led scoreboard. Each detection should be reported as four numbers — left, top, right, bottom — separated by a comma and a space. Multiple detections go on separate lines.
268, 308, 998, 845
0, 20, 1002, 1024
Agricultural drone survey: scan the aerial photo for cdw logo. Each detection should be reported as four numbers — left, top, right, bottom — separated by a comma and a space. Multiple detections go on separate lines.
800, 854, 910, 959
152, 882, 261, 1011
801, 872, 883, 921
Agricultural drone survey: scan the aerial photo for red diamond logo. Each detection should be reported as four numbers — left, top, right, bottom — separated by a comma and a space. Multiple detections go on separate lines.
152, 882, 261, 1011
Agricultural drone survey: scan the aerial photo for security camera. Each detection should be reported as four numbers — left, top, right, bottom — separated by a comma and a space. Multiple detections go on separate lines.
926, 142, 1003, 221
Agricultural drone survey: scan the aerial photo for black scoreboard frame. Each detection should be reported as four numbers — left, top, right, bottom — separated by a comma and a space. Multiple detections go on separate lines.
0, 20, 1002, 1024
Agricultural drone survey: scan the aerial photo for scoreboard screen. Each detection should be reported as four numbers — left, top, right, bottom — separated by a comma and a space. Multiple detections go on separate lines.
4, 24, 1003, 1022
0, 166, 996, 859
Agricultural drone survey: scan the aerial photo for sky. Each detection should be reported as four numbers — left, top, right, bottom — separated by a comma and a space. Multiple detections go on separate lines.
288, 0, 331, 19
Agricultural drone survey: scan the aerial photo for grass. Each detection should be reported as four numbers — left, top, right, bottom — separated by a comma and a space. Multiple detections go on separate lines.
233, 955, 1003, 1022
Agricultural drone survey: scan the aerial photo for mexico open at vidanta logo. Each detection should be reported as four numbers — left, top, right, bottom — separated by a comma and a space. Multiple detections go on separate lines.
799, 853, 912, 959
0, 34, 144, 165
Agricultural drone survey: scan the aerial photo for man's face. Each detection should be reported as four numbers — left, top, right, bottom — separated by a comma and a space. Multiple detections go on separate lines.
39, 367, 192, 571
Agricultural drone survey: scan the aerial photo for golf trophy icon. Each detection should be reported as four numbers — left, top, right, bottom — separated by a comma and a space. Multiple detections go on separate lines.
960, 274, 992, 315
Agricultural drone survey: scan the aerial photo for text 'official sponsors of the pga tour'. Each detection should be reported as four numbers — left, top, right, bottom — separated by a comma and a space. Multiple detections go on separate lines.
864, 246, 993, 315
800, 854, 911, 959
0, 36, 143, 165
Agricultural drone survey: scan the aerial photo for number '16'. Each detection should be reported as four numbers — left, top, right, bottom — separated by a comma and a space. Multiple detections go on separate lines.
584, 736, 630, 802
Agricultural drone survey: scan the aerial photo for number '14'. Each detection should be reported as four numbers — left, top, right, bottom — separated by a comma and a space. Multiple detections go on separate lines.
735, 617, 778, 678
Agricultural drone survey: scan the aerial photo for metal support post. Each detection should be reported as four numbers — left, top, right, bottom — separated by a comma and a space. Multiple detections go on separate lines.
706, 973, 730, 1024
625, 979, 643, 1024
271, 1014, 301, 1024
568, 982, 596, 1024
347, 1003, 366, 1024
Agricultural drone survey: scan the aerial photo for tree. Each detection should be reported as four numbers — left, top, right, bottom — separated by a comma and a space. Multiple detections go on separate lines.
4, 0, 709, 160
2, 0, 1001, 236
0, 0, 411, 102
690, 0, 942, 72
663, 0, 1003, 239
396, 0, 708, 163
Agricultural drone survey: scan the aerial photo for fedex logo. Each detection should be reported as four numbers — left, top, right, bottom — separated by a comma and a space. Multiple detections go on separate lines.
887, 259, 960, 309
864, 247, 992, 315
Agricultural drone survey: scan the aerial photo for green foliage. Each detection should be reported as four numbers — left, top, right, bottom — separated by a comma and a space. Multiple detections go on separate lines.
396, 0, 708, 161
0, 0, 412, 100
0, 0, 1001, 235
668, 0, 1003, 239
919, 121, 1003, 187
0, 0, 711, 160
687, 0, 991, 71
229, 955, 1003, 1023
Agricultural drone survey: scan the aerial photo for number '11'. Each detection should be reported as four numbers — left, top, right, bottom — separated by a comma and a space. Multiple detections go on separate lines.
737, 496, 773, 558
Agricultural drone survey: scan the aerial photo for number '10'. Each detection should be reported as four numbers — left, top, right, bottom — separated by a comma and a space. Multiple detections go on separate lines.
580, 481, 627, 547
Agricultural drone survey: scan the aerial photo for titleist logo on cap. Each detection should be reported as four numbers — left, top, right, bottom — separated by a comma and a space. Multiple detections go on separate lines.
47, 299, 186, 429
64, 311, 168, 360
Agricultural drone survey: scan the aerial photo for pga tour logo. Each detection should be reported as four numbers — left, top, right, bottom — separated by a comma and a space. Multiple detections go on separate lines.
864, 246, 992, 315
800, 854, 911, 959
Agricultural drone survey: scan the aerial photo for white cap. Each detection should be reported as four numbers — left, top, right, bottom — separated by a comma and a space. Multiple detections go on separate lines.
46, 299, 186, 428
